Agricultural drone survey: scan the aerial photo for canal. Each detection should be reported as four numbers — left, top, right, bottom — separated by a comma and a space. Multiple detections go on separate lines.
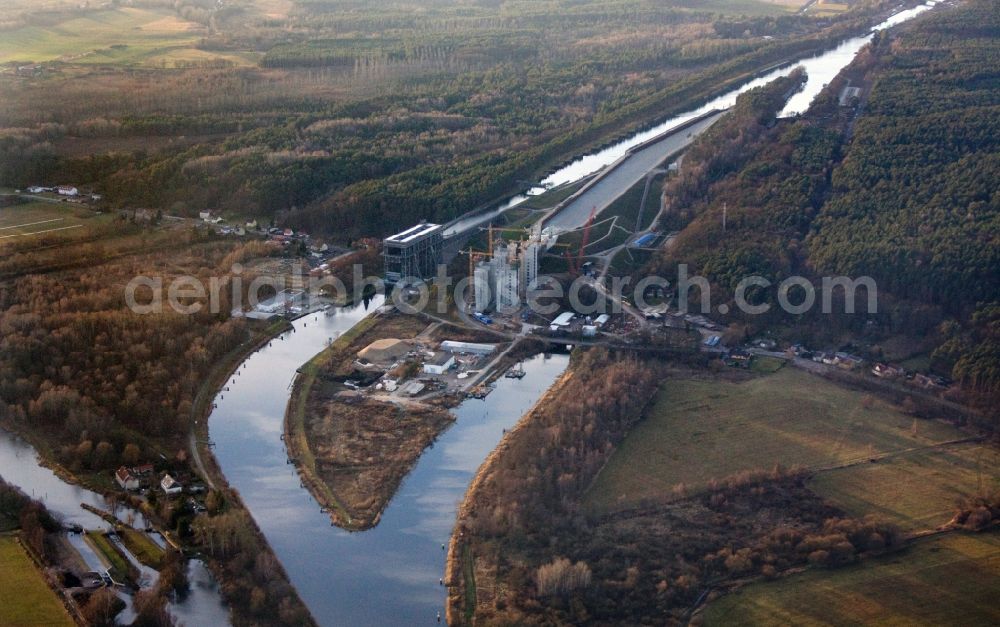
0, 429, 230, 625
444, 0, 940, 237
207, 297, 570, 624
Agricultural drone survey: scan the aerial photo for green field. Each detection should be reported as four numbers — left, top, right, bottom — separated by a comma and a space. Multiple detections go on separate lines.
0, 535, 74, 627
584, 368, 965, 510
750, 355, 786, 374
119, 528, 165, 569
0, 7, 206, 65
703, 532, 1000, 626
810, 444, 1000, 531
85, 530, 134, 583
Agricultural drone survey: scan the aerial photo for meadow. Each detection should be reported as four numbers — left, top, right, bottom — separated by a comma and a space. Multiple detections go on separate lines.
810, 443, 1000, 531
584, 367, 965, 511
0, 200, 96, 244
0, 535, 73, 627
703, 532, 1000, 626
0, 7, 207, 66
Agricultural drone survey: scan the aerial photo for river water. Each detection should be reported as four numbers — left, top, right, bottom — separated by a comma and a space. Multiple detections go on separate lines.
444, 0, 939, 237
0, 430, 230, 625
0, 3, 941, 624
207, 297, 570, 625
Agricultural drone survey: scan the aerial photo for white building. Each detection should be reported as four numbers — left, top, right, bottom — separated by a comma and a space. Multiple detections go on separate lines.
474, 262, 493, 313
439, 341, 496, 355
161, 474, 182, 495
551, 311, 575, 327
423, 352, 455, 375
56, 186, 78, 196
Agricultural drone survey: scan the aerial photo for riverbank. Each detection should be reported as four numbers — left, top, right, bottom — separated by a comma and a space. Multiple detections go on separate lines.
284, 310, 461, 530
185, 316, 318, 626
445, 364, 574, 624
191, 316, 293, 488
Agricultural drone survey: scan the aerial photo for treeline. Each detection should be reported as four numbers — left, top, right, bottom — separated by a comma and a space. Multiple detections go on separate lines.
0, 478, 60, 559
191, 491, 312, 624
459, 349, 665, 539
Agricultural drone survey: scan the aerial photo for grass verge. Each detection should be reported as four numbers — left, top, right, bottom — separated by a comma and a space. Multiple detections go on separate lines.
85, 531, 136, 584
119, 528, 165, 569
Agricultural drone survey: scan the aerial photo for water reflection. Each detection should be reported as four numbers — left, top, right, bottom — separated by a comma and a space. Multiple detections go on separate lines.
209, 297, 569, 625
444, 1, 938, 237
0, 430, 229, 625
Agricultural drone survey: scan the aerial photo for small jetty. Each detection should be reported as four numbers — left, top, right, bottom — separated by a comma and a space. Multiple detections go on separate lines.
467, 385, 493, 399
504, 363, 526, 379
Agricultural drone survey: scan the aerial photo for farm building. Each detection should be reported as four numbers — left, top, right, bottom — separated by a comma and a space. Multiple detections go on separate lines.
115, 467, 139, 491
724, 348, 752, 367
357, 338, 411, 363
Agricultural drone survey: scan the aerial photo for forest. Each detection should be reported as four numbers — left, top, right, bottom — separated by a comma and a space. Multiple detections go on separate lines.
0, 238, 314, 625
450, 351, 905, 624
0, 0, 907, 238
647, 0, 1000, 417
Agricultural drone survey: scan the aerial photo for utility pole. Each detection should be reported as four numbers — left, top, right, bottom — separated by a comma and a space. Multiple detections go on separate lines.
722, 203, 727, 233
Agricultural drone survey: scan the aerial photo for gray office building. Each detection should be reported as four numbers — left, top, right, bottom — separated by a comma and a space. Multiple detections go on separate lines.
383, 222, 443, 284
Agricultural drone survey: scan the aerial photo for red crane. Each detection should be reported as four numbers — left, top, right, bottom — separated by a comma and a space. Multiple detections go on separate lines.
567, 206, 597, 275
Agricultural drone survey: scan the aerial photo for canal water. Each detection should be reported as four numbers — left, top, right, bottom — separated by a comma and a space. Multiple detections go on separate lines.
207, 297, 570, 625
0, 430, 231, 625
444, 0, 939, 237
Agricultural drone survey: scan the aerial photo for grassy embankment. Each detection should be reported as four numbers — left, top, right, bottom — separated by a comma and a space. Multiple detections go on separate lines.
85, 530, 137, 584
78, 503, 165, 569
0, 534, 74, 627
703, 532, 1000, 626
119, 528, 166, 569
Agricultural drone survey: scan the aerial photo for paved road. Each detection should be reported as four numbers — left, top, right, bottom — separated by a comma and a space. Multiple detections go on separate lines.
544, 111, 725, 233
